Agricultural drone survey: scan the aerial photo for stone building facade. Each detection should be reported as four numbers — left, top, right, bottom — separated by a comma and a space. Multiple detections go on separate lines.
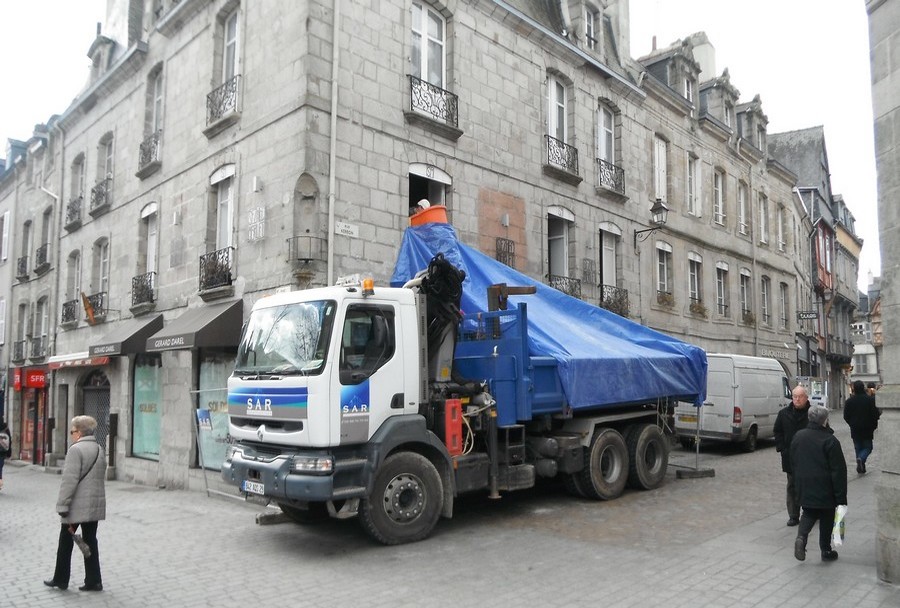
0, 0, 861, 489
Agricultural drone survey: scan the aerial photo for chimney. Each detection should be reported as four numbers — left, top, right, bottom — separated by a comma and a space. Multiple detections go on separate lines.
652, 35, 657, 51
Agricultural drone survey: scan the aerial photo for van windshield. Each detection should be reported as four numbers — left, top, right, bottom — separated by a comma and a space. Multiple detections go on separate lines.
234, 300, 336, 375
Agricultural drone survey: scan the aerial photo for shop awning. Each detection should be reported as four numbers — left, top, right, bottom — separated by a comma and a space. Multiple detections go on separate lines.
48, 351, 110, 369
89, 314, 164, 356
145, 299, 243, 352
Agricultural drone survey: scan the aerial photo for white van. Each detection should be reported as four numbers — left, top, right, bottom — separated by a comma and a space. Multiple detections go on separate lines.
674, 354, 791, 452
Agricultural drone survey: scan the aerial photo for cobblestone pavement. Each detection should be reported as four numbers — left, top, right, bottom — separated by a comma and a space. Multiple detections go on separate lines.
2, 414, 898, 607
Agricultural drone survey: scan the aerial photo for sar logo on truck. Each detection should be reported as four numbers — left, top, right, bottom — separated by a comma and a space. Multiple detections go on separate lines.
228, 387, 309, 419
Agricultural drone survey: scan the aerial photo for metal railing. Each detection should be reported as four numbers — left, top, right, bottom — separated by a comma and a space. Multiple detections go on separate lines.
598, 284, 629, 317
16, 256, 28, 279
65, 195, 83, 228
595, 158, 625, 194
546, 135, 579, 175
35, 243, 50, 270
716, 301, 729, 316
30, 336, 47, 359
138, 130, 162, 171
408, 75, 459, 127
85, 292, 107, 320
207, 75, 241, 125
199, 246, 234, 291
61, 299, 79, 324
90, 176, 112, 214
547, 274, 582, 299
12, 340, 26, 362
132, 271, 157, 306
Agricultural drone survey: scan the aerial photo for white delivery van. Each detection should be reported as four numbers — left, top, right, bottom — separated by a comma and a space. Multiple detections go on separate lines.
675, 354, 791, 452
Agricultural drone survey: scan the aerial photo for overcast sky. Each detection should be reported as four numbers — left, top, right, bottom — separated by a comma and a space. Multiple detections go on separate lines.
0, 1, 880, 290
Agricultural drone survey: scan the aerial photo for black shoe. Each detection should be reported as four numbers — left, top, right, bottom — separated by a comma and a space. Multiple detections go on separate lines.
43, 580, 68, 590
857, 459, 863, 474
794, 536, 807, 561
861, 461, 867, 474
787, 517, 799, 527
79, 583, 103, 592
822, 550, 839, 561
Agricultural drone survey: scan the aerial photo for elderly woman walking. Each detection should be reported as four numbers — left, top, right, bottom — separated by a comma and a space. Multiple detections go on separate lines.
43, 415, 107, 592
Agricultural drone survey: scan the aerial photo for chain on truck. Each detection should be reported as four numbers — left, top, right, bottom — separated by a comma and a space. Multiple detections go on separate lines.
223, 251, 698, 545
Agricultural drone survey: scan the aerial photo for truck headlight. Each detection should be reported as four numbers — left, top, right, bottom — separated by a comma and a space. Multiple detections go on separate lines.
290, 455, 333, 474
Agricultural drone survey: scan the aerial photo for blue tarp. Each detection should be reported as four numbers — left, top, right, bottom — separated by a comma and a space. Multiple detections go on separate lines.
391, 223, 708, 409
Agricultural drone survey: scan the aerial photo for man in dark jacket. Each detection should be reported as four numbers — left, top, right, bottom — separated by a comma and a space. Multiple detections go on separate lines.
774, 386, 811, 526
790, 405, 848, 562
844, 380, 880, 474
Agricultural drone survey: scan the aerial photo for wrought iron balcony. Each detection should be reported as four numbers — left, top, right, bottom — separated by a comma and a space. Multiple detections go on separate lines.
598, 284, 629, 317
495, 237, 515, 268
61, 299, 80, 325
16, 256, 28, 279
137, 130, 162, 178
716, 302, 729, 316
408, 75, 459, 127
132, 271, 157, 306
545, 135, 579, 176
595, 158, 625, 195
85, 292, 107, 323
12, 340, 26, 363
547, 274, 582, 299
34, 243, 50, 273
199, 246, 234, 291
65, 195, 83, 230
30, 336, 47, 359
206, 74, 241, 126
90, 176, 112, 216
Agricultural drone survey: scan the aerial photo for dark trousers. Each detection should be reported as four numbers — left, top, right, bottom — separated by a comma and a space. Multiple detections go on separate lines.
853, 438, 874, 463
798, 507, 836, 552
785, 473, 800, 519
51, 521, 102, 587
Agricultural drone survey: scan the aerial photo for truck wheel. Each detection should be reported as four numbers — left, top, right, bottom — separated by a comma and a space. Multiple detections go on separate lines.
578, 428, 628, 500
278, 501, 329, 524
359, 452, 443, 545
741, 426, 758, 453
625, 424, 669, 490
563, 473, 587, 498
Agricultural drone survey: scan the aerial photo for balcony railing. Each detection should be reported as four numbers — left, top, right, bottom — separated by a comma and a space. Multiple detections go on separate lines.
132, 272, 157, 306
199, 246, 234, 291
30, 336, 47, 359
85, 292, 107, 323
35, 243, 50, 272
61, 299, 80, 325
16, 256, 28, 279
545, 135, 579, 175
408, 75, 459, 128
65, 195, 83, 230
595, 158, 625, 195
90, 176, 112, 216
716, 302, 729, 316
207, 74, 241, 126
12, 340, 26, 362
137, 129, 162, 178
547, 274, 582, 299
598, 284, 629, 317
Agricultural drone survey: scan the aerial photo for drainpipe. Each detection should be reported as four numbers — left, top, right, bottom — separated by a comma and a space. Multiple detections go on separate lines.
326, 0, 341, 285
49, 120, 67, 457
734, 138, 759, 355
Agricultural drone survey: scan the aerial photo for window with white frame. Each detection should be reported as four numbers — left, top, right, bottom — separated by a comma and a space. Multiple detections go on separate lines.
716, 262, 729, 316
761, 276, 771, 324
223, 8, 239, 83
654, 136, 668, 202
0, 298, 5, 345
713, 170, 725, 224
656, 241, 673, 295
35, 297, 49, 341
100, 134, 114, 180
599, 227, 618, 287
549, 76, 567, 142
71, 154, 85, 199
95, 238, 110, 295
738, 183, 748, 234
724, 102, 733, 128
0, 210, 7, 261
210, 164, 235, 251
598, 103, 614, 163
150, 68, 164, 133
686, 155, 699, 215
684, 77, 694, 104
140, 203, 159, 275
777, 206, 786, 251
584, 6, 598, 50
67, 251, 82, 301
740, 268, 752, 315
411, 1, 445, 87
688, 252, 702, 302
547, 213, 570, 278
758, 193, 769, 243
779, 282, 789, 329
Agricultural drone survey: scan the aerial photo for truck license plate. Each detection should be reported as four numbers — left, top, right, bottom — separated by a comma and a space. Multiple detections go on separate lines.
679, 414, 697, 423
243, 480, 265, 495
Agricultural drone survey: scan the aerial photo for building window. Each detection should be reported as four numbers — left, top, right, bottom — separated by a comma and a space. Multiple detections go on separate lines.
71, 154, 85, 198
599, 228, 618, 287
584, 6, 598, 50
777, 206, 786, 251
0, 210, 8, 261
713, 170, 725, 225
549, 76, 567, 143
656, 241, 673, 295
686, 155, 699, 216
99, 134, 114, 180
67, 251, 82, 301
740, 269, 752, 315
140, 204, 159, 275
548, 214, 570, 278
716, 263, 729, 316
779, 282, 789, 329
95, 238, 110, 295
223, 8, 239, 83
598, 103, 615, 164
688, 252, 702, 302
411, 1, 445, 87
654, 136, 668, 203
738, 183, 748, 235
684, 77, 694, 104
133, 353, 162, 461
0, 298, 5, 344
761, 276, 771, 324
210, 164, 236, 251
758, 193, 768, 244
724, 102, 733, 128
150, 69, 164, 133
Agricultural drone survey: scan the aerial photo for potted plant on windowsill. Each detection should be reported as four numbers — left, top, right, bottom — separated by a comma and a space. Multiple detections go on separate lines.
689, 301, 708, 318
657, 291, 675, 307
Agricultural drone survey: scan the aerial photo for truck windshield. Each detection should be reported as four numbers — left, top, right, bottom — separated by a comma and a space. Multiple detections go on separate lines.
235, 300, 336, 375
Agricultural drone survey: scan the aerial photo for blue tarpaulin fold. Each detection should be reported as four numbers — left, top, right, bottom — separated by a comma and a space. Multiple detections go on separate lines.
391, 223, 707, 409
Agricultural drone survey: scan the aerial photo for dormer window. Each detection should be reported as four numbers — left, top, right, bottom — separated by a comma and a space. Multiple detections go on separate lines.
684, 78, 694, 104
584, 6, 598, 51
724, 102, 733, 128
756, 125, 766, 150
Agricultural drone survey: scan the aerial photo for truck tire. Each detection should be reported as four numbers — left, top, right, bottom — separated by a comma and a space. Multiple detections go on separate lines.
359, 452, 443, 545
278, 501, 329, 524
625, 424, 669, 490
741, 426, 758, 453
563, 472, 587, 498
577, 428, 628, 500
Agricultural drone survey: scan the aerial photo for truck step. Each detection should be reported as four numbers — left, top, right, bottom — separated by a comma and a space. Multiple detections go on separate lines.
332, 486, 367, 499
334, 457, 368, 471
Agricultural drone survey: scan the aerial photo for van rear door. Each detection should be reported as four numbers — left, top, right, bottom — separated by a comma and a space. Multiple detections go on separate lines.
702, 364, 737, 438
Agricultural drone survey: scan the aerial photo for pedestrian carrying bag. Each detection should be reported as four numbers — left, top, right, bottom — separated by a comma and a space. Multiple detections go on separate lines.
832, 505, 848, 547
0, 431, 9, 453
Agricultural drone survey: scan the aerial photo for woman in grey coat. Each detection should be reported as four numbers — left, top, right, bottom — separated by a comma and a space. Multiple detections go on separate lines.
44, 415, 107, 592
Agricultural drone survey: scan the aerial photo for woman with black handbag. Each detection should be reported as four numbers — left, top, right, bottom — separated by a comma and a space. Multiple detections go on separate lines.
43, 415, 107, 592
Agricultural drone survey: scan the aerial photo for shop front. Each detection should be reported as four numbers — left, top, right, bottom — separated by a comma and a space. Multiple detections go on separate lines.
12, 366, 49, 464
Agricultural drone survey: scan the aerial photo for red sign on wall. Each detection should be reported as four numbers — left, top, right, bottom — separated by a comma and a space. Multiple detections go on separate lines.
24, 369, 46, 388
13, 368, 21, 391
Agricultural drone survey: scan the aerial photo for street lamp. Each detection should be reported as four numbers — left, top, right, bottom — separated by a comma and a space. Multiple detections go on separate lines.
633, 198, 670, 248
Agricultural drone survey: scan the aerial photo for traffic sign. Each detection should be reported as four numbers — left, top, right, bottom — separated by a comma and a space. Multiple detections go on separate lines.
797, 311, 818, 320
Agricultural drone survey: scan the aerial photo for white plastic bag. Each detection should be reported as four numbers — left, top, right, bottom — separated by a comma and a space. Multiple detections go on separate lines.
832, 505, 848, 547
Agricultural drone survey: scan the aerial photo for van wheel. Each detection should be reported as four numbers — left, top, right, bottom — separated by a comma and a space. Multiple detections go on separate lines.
359, 452, 442, 545
577, 428, 628, 500
626, 424, 670, 490
741, 427, 758, 453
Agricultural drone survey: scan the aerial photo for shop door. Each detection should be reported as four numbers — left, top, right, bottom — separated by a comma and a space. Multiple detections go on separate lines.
83, 387, 111, 449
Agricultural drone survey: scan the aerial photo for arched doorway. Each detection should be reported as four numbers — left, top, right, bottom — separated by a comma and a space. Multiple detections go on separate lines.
82, 370, 111, 449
